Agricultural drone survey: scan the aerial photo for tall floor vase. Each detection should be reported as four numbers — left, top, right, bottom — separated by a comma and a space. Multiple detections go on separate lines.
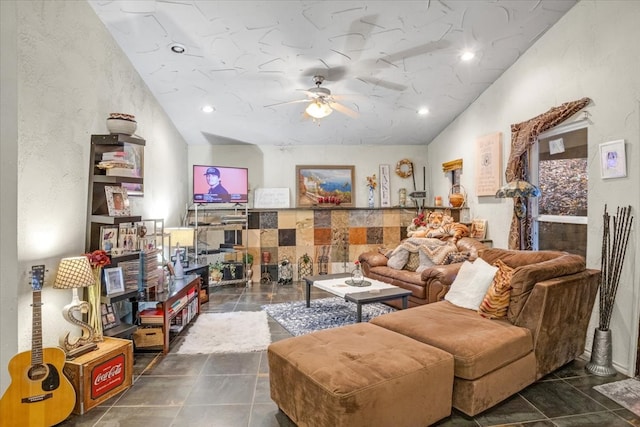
586, 328, 617, 376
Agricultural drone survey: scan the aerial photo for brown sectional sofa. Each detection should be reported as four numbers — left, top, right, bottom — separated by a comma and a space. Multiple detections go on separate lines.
359, 237, 489, 307
268, 247, 600, 425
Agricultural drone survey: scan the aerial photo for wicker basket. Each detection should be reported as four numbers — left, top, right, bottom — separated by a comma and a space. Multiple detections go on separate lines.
449, 184, 466, 207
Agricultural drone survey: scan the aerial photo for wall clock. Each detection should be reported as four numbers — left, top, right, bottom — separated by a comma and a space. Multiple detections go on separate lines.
395, 159, 413, 178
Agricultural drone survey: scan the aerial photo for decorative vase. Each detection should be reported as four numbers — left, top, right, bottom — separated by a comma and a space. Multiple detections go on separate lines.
399, 188, 407, 207
351, 265, 364, 286
585, 328, 617, 376
173, 247, 184, 279
368, 187, 374, 208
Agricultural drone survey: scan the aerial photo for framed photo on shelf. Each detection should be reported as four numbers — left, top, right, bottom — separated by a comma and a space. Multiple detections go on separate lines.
100, 226, 119, 253
101, 303, 121, 330
118, 224, 138, 252
121, 143, 144, 196
105, 186, 131, 216
104, 267, 125, 295
599, 139, 626, 179
470, 219, 487, 240
295, 165, 354, 207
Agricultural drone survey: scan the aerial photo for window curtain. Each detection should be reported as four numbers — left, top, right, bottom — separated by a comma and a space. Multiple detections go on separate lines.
505, 97, 591, 250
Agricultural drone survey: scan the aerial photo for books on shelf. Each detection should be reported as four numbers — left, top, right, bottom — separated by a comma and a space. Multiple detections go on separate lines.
106, 167, 137, 177
101, 151, 126, 160
139, 308, 163, 324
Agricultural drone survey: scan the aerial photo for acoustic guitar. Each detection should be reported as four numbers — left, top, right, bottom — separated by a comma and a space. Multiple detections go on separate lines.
0, 265, 76, 426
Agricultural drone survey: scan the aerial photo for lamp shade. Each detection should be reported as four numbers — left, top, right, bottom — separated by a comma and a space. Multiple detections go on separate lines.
166, 227, 195, 248
53, 256, 95, 289
495, 180, 541, 199
305, 100, 333, 119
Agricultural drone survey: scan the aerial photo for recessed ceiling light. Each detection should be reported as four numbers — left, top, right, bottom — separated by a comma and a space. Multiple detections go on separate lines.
202, 105, 214, 113
418, 107, 430, 116
461, 51, 475, 61
169, 43, 186, 54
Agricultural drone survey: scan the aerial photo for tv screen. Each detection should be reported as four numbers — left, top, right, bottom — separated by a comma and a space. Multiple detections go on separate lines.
193, 165, 248, 204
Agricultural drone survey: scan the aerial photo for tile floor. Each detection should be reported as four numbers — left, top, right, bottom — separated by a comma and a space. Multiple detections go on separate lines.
60, 281, 639, 427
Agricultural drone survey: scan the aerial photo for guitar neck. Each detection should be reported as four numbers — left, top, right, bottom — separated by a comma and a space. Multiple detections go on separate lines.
31, 290, 43, 367
30, 265, 45, 367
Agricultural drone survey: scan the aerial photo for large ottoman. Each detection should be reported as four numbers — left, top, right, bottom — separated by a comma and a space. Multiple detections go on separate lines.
268, 322, 454, 427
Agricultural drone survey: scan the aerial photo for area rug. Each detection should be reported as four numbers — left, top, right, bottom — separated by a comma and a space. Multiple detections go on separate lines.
262, 297, 395, 336
593, 378, 640, 416
175, 311, 271, 354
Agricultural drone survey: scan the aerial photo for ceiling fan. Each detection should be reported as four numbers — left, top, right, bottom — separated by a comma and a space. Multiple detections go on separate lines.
265, 75, 358, 120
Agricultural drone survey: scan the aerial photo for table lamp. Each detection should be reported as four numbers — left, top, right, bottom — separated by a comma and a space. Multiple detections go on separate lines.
166, 227, 195, 279
495, 180, 541, 218
54, 256, 98, 358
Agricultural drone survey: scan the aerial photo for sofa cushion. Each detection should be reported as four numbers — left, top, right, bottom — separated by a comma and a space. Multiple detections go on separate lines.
443, 251, 472, 265
445, 258, 498, 310
371, 301, 533, 380
404, 252, 420, 271
479, 249, 586, 323
478, 260, 513, 319
387, 249, 409, 270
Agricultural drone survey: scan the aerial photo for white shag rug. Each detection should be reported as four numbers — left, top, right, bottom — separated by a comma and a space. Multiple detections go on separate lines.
593, 378, 640, 416
175, 311, 271, 354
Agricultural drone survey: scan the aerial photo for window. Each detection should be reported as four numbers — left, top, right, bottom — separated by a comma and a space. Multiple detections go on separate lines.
531, 121, 588, 257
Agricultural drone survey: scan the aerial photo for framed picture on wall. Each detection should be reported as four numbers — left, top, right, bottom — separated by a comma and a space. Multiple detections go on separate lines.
379, 164, 391, 207
599, 139, 626, 179
295, 165, 354, 207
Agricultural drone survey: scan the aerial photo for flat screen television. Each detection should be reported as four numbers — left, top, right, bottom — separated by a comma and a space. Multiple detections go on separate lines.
193, 165, 248, 204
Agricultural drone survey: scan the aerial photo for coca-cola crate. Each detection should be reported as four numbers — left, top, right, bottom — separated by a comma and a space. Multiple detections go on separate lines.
63, 337, 133, 414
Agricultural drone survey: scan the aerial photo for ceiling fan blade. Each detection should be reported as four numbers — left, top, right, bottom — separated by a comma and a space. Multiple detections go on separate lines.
264, 99, 309, 108
356, 77, 407, 92
379, 40, 451, 64
330, 101, 359, 118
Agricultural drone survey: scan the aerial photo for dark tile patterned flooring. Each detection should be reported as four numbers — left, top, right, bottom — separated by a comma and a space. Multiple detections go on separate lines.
60, 281, 639, 427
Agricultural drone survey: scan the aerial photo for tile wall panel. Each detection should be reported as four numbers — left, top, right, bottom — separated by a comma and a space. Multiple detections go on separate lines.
246, 208, 416, 279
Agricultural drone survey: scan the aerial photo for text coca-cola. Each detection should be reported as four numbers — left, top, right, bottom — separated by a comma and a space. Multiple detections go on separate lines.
94, 363, 122, 386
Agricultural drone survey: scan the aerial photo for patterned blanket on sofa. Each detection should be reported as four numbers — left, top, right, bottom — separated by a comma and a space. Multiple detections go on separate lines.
387, 237, 458, 271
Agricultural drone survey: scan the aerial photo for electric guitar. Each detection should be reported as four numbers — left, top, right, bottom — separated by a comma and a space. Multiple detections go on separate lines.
0, 265, 76, 426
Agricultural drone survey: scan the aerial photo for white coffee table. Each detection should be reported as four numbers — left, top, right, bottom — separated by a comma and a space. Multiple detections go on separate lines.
304, 273, 411, 322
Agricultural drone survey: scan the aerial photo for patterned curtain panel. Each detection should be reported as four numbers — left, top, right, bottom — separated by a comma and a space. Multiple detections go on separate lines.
506, 97, 591, 250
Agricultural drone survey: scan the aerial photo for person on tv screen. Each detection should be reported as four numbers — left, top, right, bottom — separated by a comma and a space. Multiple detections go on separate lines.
204, 167, 230, 202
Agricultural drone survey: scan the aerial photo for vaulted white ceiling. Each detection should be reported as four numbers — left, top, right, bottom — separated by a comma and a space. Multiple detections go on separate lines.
89, 1, 576, 146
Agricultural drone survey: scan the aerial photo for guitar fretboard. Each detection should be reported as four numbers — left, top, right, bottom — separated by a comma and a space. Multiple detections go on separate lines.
31, 290, 43, 366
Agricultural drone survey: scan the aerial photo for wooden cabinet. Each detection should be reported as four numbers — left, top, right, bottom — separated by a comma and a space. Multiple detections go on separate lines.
63, 337, 133, 415
136, 274, 201, 354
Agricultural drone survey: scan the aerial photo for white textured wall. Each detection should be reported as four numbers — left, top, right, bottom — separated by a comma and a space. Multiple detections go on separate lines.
0, 0, 19, 393
428, 1, 639, 374
188, 144, 429, 208
1, 0, 189, 394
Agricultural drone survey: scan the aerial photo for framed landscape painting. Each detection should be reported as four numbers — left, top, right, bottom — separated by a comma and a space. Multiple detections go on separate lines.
296, 165, 354, 207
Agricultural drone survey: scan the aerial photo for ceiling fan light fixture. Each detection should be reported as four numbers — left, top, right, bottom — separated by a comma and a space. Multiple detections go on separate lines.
306, 100, 333, 119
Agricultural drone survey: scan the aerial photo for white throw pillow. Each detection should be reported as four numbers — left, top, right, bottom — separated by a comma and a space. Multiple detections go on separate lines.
445, 258, 498, 310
